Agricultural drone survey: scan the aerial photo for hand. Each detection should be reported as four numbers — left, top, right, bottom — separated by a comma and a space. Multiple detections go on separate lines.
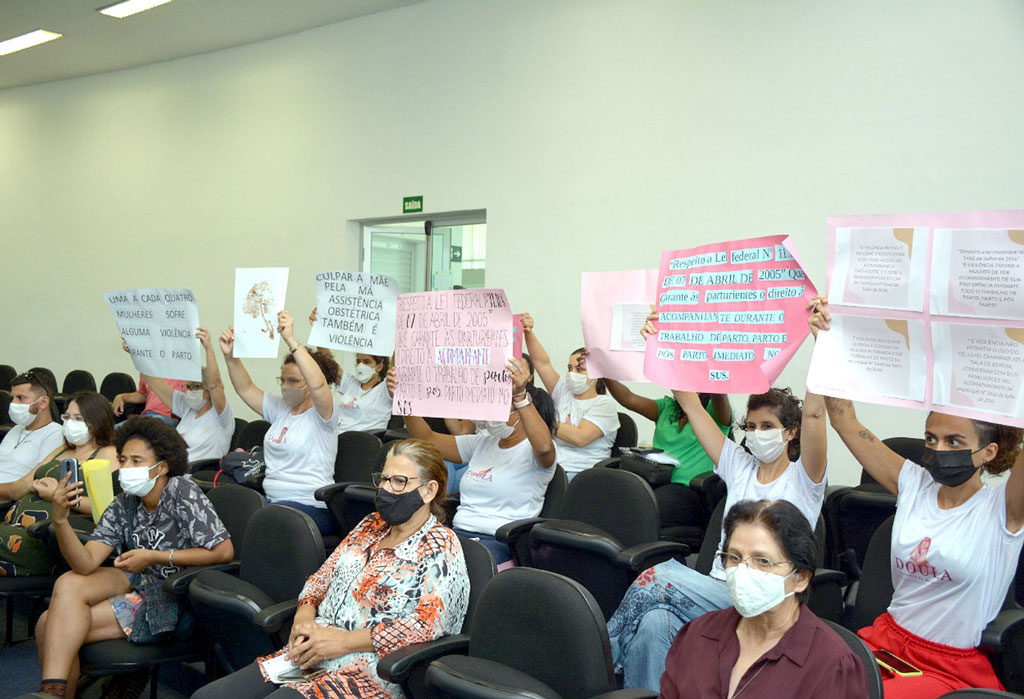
807, 295, 831, 338
33, 476, 60, 501
287, 620, 318, 657
121, 338, 130, 354
508, 358, 530, 394
308, 307, 318, 325
112, 394, 126, 416
386, 366, 397, 397
521, 312, 534, 334
51, 472, 83, 524
278, 310, 295, 344
287, 624, 348, 670
113, 549, 158, 574
640, 305, 657, 339
195, 326, 212, 349
219, 328, 235, 357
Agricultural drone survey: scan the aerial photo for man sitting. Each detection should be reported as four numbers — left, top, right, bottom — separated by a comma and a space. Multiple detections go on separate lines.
0, 371, 64, 498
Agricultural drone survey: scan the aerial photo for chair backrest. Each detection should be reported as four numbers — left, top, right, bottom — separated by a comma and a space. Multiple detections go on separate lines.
387, 414, 405, 430
457, 535, 498, 634
99, 372, 136, 401
335, 431, 383, 483
62, 369, 97, 394
611, 413, 638, 455
849, 515, 896, 631
205, 484, 267, 560
239, 505, 326, 603
0, 365, 16, 389
836, 488, 897, 574
863, 437, 924, 487
469, 568, 615, 699
0, 390, 10, 426
559, 468, 661, 548
236, 419, 271, 451
539, 464, 567, 518
822, 619, 884, 699
697, 498, 825, 573
229, 418, 248, 451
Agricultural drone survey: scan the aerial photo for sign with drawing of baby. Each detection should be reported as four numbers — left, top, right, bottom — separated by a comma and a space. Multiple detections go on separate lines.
233, 268, 289, 358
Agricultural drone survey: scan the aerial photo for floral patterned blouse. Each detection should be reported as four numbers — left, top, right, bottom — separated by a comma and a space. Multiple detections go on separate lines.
259, 512, 470, 698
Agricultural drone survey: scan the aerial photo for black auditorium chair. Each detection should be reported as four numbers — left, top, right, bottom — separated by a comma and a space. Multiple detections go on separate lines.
189, 458, 223, 491
204, 484, 267, 561
523, 468, 690, 619
424, 568, 650, 699
0, 364, 17, 389
99, 371, 136, 403
316, 435, 387, 535
229, 418, 248, 451
188, 505, 326, 675
377, 537, 497, 699
0, 389, 11, 425
822, 619, 884, 699
53, 369, 97, 413
611, 413, 638, 456
234, 419, 270, 451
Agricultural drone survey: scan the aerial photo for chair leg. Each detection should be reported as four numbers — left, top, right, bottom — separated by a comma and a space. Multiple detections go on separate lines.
4, 597, 13, 647
150, 665, 159, 699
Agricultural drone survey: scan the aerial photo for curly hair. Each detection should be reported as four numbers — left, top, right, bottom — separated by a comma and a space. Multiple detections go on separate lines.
114, 416, 190, 476
284, 346, 341, 385
970, 419, 1024, 475
744, 387, 803, 461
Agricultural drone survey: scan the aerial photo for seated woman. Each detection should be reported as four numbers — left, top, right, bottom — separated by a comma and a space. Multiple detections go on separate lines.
659, 499, 868, 698
221, 311, 341, 535
0, 391, 118, 576
521, 313, 618, 480
392, 358, 557, 565
33, 416, 233, 699
814, 298, 1024, 698
142, 327, 234, 462
192, 438, 470, 699
607, 301, 828, 691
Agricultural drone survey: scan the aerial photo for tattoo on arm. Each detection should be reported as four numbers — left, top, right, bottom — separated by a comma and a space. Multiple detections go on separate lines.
825, 397, 853, 416
858, 429, 877, 443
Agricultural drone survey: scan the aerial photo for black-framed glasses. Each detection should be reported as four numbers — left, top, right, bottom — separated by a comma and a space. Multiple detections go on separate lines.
715, 551, 791, 573
371, 472, 422, 492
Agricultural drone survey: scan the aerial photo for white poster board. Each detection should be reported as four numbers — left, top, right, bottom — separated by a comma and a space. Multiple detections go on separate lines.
308, 271, 399, 355
233, 268, 289, 358
103, 288, 202, 381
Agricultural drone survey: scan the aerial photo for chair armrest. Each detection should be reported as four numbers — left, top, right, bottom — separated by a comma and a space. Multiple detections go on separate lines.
688, 470, 716, 491
591, 691, 659, 699
253, 599, 300, 635
494, 517, 548, 545
377, 634, 471, 683
593, 457, 621, 469
981, 607, 1024, 654
163, 562, 240, 595
315, 482, 356, 503
27, 519, 54, 539
616, 541, 691, 572
810, 568, 848, 588
0, 499, 13, 517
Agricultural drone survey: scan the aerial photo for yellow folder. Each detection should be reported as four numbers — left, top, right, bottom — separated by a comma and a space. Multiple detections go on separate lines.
81, 459, 114, 524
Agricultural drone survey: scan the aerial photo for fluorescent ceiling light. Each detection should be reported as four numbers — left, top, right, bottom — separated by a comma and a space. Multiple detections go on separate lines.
0, 29, 63, 57
99, 0, 174, 19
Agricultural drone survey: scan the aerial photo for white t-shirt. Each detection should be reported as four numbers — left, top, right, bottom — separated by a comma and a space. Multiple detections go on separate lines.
710, 438, 827, 580
551, 377, 620, 475
335, 373, 392, 434
888, 460, 1024, 648
261, 395, 339, 508
0, 422, 64, 483
172, 392, 235, 463
452, 433, 555, 536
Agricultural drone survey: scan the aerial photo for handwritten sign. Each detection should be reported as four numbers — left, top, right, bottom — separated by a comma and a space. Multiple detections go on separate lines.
644, 236, 816, 393
392, 289, 513, 420
104, 288, 201, 381
308, 271, 399, 355
233, 268, 288, 358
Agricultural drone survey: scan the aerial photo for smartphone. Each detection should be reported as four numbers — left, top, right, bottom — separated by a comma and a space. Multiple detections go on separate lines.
278, 668, 326, 682
59, 458, 81, 506
873, 649, 922, 677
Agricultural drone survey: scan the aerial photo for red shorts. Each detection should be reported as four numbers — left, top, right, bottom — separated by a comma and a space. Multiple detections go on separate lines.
857, 612, 1003, 699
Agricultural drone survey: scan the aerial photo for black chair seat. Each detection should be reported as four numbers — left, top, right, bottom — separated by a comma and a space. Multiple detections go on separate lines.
0, 575, 58, 594
79, 637, 201, 674
427, 655, 562, 699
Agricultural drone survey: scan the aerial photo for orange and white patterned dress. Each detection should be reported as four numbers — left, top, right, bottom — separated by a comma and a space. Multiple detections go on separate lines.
258, 512, 469, 698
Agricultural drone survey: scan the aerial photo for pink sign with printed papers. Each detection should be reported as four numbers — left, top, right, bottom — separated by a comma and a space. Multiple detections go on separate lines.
580, 269, 660, 382
643, 236, 817, 393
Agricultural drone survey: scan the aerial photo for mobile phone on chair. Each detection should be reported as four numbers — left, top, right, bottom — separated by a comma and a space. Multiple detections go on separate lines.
59, 458, 81, 506
873, 649, 922, 677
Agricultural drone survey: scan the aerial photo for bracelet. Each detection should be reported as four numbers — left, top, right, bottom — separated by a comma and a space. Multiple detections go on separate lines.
512, 389, 528, 399
514, 395, 531, 410
288, 344, 299, 354
168, 550, 175, 567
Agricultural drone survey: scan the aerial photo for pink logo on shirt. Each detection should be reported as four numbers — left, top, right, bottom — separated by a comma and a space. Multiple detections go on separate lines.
270, 427, 288, 445
910, 537, 931, 566
895, 537, 952, 582
465, 467, 494, 483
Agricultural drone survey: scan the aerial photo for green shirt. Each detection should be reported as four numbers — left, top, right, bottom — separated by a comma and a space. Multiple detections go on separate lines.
652, 396, 731, 485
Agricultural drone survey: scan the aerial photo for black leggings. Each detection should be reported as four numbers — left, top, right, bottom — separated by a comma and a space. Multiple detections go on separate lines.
192, 662, 304, 699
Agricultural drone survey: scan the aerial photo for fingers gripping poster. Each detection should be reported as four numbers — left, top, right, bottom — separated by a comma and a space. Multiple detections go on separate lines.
233, 268, 289, 358
643, 236, 817, 393
104, 289, 202, 381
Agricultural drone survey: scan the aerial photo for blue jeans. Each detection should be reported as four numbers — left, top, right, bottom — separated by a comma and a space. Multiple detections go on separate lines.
445, 461, 468, 494
142, 412, 178, 426
452, 528, 511, 565
270, 500, 338, 536
607, 559, 732, 692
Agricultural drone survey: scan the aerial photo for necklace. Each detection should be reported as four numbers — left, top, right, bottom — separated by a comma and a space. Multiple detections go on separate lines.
731, 659, 768, 699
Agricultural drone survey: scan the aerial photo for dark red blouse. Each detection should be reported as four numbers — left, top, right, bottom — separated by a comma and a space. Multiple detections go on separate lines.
659, 605, 868, 698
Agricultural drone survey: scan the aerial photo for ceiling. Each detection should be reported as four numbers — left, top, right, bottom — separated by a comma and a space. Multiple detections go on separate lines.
0, 0, 423, 91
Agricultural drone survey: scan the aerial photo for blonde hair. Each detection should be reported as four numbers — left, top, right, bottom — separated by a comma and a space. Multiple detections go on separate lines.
387, 438, 449, 522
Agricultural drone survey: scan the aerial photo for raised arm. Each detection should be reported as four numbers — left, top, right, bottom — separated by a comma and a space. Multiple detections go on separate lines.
1005, 451, 1024, 533
672, 390, 728, 465
220, 327, 265, 416
279, 311, 334, 421
521, 313, 560, 393
140, 375, 176, 413
389, 368, 462, 463
444, 418, 476, 436
604, 379, 659, 422
196, 327, 227, 414
800, 391, 827, 484
511, 360, 556, 468
710, 394, 733, 426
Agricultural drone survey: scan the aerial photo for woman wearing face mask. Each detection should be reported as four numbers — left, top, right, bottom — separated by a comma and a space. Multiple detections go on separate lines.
659, 499, 868, 698
192, 438, 470, 699
606, 303, 828, 691
814, 298, 1024, 697
222, 311, 342, 536
33, 416, 233, 699
521, 313, 618, 480
392, 358, 558, 566
141, 327, 234, 462
0, 392, 118, 576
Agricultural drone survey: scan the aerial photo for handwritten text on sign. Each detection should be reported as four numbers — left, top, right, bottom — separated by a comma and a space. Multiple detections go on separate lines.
393, 289, 513, 420
308, 271, 399, 355
104, 288, 202, 381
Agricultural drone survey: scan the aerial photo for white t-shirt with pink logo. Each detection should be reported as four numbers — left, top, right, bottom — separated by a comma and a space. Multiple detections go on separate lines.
261, 395, 339, 508
335, 373, 392, 434
451, 433, 554, 536
888, 460, 1024, 648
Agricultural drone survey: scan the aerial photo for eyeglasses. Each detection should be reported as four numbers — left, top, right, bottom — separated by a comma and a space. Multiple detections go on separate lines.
184, 384, 206, 392
371, 472, 422, 492
275, 377, 305, 387
715, 551, 792, 573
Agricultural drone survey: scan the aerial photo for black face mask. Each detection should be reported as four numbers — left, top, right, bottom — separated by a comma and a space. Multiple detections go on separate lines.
920, 447, 983, 487
375, 487, 425, 526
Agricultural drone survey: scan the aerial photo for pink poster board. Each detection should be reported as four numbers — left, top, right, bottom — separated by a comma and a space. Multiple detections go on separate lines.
808, 210, 1024, 427
392, 289, 513, 421
581, 269, 659, 381
512, 313, 524, 360
643, 236, 817, 393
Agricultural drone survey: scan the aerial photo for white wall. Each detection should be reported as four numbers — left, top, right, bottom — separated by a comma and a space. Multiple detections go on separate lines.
2, 0, 1023, 485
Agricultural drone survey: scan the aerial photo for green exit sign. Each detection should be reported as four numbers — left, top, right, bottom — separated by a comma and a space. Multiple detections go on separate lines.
403, 195, 423, 214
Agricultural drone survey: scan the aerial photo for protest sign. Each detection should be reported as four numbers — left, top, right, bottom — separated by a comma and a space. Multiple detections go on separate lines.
104, 288, 201, 381
392, 289, 514, 421
643, 236, 817, 393
308, 271, 399, 355
580, 269, 659, 382
512, 313, 524, 359
233, 268, 289, 358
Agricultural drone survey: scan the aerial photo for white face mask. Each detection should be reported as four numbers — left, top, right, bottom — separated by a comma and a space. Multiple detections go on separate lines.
63, 419, 91, 446
118, 463, 163, 497
9, 398, 41, 427
566, 372, 594, 396
353, 363, 377, 384
183, 390, 208, 411
746, 428, 789, 464
726, 563, 796, 617
281, 385, 309, 408
476, 416, 519, 440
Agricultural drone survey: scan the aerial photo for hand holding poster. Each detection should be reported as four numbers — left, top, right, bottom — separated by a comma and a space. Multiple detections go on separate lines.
233, 268, 289, 358
308, 271, 399, 354
392, 289, 514, 421
643, 236, 817, 393
104, 288, 201, 381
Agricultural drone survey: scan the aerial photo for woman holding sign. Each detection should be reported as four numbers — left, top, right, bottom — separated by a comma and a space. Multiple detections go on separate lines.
390, 358, 557, 565
814, 298, 1024, 698
221, 310, 342, 536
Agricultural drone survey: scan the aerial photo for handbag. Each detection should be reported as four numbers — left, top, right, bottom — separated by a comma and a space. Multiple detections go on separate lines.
619, 451, 675, 487
215, 447, 266, 490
